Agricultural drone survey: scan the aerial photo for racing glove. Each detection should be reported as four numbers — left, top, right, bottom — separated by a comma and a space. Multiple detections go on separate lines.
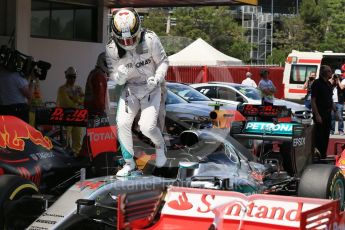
147, 76, 159, 91
113, 65, 128, 85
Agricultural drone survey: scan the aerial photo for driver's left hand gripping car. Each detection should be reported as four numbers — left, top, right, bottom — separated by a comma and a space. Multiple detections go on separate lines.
24, 109, 345, 230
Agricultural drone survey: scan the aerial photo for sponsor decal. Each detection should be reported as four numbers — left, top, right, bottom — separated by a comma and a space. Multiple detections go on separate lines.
42, 213, 64, 218
27, 227, 48, 230
135, 58, 151, 68
88, 131, 115, 142
168, 192, 193, 210
17, 165, 42, 186
125, 63, 133, 69
163, 187, 332, 228
87, 126, 117, 158
30, 153, 39, 161
92, 117, 108, 127
124, 59, 151, 69
76, 180, 105, 190
35, 219, 57, 225
244, 122, 297, 136
0, 116, 53, 151
30, 151, 54, 160
292, 137, 305, 147
168, 192, 303, 221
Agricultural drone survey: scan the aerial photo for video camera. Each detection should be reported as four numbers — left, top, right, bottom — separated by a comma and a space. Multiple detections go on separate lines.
332, 69, 342, 81
0, 45, 51, 80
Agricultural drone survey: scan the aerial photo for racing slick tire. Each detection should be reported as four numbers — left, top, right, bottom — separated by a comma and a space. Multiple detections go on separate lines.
0, 175, 40, 229
298, 164, 345, 210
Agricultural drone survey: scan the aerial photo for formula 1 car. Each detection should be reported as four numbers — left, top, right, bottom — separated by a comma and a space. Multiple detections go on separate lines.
20, 104, 344, 229
0, 112, 121, 229
0, 115, 92, 194
3, 104, 345, 229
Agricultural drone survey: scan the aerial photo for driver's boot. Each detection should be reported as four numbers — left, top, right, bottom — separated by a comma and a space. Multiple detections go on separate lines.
155, 144, 167, 168
116, 158, 136, 177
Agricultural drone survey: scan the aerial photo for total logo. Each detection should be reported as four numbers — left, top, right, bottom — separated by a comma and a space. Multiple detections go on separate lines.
88, 131, 115, 142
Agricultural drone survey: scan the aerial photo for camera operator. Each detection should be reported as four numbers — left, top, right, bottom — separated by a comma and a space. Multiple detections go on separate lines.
303, 71, 316, 110
329, 69, 345, 135
0, 65, 32, 122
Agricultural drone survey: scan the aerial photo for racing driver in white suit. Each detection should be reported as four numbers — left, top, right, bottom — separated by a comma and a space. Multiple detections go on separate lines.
106, 8, 169, 176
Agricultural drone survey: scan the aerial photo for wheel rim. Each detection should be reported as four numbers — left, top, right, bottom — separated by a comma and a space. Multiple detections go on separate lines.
4, 184, 39, 230
331, 178, 345, 210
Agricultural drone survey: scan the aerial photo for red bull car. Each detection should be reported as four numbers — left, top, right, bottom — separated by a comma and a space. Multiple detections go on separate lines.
0, 112, 121, 229
0, 115, 92, 193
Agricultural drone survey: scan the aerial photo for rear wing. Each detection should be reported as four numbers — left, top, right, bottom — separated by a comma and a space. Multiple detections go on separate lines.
146, 186, 344, 230
238, 104, 292, 122
230, 104, 309, 140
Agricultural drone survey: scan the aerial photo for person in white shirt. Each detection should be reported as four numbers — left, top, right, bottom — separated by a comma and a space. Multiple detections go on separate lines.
330, 69, 345, 135
241, 72, 257, 87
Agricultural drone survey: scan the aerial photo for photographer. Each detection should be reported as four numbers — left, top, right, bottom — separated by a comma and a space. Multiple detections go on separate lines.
329, 69, 345, 135
0, 46, 51, 123
303, 71, 316, 110
0, 65, 32, 122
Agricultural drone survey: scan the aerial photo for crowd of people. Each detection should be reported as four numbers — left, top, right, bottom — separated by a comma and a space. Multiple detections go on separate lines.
241, 68, 276, 105
241, 64, 345, 159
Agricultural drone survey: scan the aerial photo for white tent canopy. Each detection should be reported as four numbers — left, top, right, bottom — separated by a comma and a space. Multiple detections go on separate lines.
168, 38, 243, 66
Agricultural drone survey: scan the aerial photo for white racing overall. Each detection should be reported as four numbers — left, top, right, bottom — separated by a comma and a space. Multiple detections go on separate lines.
106, 30, 169, 165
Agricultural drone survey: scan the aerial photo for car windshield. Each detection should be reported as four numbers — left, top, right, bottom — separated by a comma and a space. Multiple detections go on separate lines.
167, 83, 211, 102
233, 85, 262, 100
166, 90, 188, 104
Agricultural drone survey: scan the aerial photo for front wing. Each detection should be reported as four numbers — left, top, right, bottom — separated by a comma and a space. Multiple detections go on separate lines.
144, 186, 345, 230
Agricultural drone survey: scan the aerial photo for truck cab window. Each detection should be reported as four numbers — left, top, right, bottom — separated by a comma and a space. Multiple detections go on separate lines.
290, 65, 317, 84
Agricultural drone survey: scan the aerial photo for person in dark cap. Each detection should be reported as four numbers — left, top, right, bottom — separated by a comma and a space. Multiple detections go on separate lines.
258, 69, 276, 105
